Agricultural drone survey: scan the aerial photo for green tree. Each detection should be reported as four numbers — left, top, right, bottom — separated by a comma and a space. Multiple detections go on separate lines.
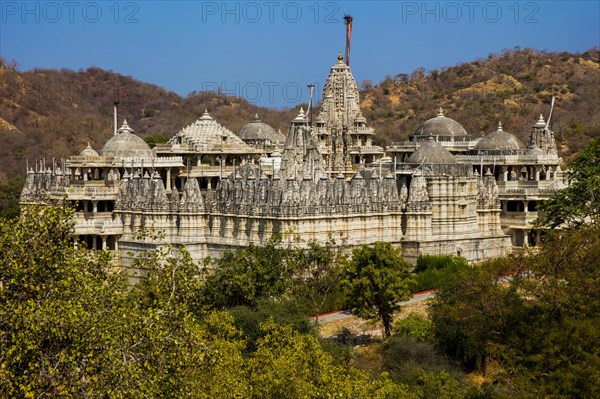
201, 237, 295, 308
292, 239, 346, 323
248, 320, 415, 399
0, 175, 24, 220
341, 242, 415, 338
537, 138, 600, 228
428, 258, 521, 372
393, 313, 433, 342
498, 226, 600, 398
144, 134, 169, 149
413, 254, 469, 291
429, 228, 600, 398
0, 205, 248, 397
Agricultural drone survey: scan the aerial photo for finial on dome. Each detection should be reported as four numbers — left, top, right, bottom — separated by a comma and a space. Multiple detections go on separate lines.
200, 109, 213, 120
337, 51, 344, 61
497, 121, 503, 131
292, 107, 307, 123
533, 114, 546, 128
437, 108, 444, 117
118, 119, 134, 134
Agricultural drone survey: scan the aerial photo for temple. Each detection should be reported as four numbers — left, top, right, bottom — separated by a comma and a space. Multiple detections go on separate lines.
21, 52, 567, 277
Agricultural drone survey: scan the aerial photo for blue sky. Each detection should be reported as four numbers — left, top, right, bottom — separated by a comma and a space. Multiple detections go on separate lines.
1, 1, 599, 108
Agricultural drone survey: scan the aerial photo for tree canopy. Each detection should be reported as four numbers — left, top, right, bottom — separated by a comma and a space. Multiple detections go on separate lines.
537, 138, 600, 228
429, 228, 600, 398
1, 205, 422, 398
341, 242, 415, 337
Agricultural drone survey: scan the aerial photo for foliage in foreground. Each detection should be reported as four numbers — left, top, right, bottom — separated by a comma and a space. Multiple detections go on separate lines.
429, 228, 600, 398
6, 204, 597, 397
0, 205, 417, 398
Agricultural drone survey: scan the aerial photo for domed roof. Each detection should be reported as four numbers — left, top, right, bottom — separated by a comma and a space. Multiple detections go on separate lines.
101, 120, 154, 159
407, 136, 457, 164
79, 143, 99, 157
413, 108, 469, 140
168, 110, 252, 152
238, 114, 282, 143
475, 122, 525, 152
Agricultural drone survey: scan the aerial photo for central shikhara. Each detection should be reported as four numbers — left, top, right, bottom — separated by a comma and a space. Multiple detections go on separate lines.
21, 53, 566, 279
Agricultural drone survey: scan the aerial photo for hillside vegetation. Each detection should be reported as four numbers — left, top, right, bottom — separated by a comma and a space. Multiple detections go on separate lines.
0, 60, 297, 181
362, 47, 600, 153
1, 48, 598, 182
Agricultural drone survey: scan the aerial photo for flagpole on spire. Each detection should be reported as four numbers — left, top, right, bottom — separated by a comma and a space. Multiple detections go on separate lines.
344, 15, 353, 67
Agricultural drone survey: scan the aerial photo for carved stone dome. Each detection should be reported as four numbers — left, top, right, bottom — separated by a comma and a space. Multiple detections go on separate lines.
238, 114, 283, 143
407, 136, 457, 164
475, 122, 525, 152
79, 143, 99, 157
413, 108, 469, 141
101, 120, 154, 159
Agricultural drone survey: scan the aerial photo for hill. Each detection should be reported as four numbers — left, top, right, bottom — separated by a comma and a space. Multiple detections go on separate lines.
361, 47, 600, 155
0, 60, 298, 181
1, 48, 599, 183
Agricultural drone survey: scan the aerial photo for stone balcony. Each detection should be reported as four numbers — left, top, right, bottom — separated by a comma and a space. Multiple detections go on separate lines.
501, 211, 538, 228
63, 184, 120, 201
455, 153, 561, 165
74, 216, 124, 235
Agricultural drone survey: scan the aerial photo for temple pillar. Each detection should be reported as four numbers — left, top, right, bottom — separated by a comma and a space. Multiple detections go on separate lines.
101, 236, 107, 251
93, 201, 98, 213
535, 167, 540, 181
166, 169, 171, 191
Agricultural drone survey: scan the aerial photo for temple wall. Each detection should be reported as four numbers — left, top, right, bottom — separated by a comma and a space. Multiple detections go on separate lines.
401, 235, 512, 264
204, 211, 405, 253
